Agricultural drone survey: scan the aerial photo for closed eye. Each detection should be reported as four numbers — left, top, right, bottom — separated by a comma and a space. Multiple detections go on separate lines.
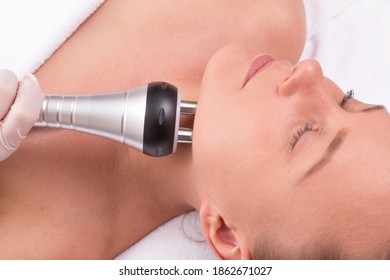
340, 90, 354, 107
289, 123, 320, 151
290, 91, 385, 152
340, 90, 387, 113
360, 105, 387, 113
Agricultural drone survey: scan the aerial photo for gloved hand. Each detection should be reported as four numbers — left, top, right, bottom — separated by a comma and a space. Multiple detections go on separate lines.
0, 69, 43, 161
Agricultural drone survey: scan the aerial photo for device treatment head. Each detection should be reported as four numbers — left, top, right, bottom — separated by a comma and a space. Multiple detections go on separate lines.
178, 100, 197, 143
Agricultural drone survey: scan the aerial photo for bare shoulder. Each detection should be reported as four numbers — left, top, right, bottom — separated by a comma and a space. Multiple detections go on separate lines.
35, 0, 305, 95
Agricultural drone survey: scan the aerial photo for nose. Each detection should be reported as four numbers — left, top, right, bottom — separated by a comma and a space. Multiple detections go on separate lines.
278, 59, 325, 97
278, 59, 342, 113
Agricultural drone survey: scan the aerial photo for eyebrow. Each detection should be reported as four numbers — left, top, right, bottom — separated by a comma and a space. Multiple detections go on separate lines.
301, 129, 348, 182
361, 104, 386, 113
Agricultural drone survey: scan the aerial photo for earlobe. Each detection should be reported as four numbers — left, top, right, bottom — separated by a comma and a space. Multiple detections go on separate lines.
199, 201, 250, 260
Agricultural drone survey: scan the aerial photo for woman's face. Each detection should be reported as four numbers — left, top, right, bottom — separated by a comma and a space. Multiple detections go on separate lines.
193, 43, 390, 259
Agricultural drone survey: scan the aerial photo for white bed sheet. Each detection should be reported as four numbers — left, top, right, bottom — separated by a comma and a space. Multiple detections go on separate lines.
301, 0, 390, 107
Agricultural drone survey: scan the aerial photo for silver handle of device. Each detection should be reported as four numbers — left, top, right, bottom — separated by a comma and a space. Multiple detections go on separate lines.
34, 82, 196, 157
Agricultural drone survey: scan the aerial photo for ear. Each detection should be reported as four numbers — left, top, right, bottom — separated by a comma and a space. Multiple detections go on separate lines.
199, 200, 251, 260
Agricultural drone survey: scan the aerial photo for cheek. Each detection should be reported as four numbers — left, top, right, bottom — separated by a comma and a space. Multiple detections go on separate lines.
193, 99, 289, 204
192, 94, 245, 175
193, 85, 290, 184
324, 78, 345, 101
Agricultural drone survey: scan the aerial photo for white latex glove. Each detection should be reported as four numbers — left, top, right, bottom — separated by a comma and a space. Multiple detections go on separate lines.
0, 69, 43, 161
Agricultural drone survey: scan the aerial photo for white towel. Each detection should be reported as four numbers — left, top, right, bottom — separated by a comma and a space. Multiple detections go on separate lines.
115, 211, 215, 260
0, 0, 104, 79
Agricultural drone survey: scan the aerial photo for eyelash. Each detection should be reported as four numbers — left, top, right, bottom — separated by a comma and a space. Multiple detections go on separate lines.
289, 123, 313, 150
289, 90, 355, 151
340, 89, 355, 106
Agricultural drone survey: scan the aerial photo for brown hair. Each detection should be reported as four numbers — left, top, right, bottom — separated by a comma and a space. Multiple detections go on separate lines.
251, 238, 344, 260
251, 238, 390, 260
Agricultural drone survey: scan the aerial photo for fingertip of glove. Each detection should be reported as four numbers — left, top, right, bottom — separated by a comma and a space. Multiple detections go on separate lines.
23, 73, 39, 84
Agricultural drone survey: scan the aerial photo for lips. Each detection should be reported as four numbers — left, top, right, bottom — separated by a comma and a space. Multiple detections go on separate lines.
242, 55, 275, 88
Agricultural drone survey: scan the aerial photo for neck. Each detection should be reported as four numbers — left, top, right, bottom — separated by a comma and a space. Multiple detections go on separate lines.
125, 76, 203, 219
149, 76, 203, 211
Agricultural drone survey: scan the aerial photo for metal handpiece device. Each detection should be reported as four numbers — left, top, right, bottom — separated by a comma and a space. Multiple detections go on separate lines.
34, 82, 196, 157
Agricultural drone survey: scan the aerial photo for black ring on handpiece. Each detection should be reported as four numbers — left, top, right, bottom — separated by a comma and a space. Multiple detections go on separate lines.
143, 82, 178, 157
